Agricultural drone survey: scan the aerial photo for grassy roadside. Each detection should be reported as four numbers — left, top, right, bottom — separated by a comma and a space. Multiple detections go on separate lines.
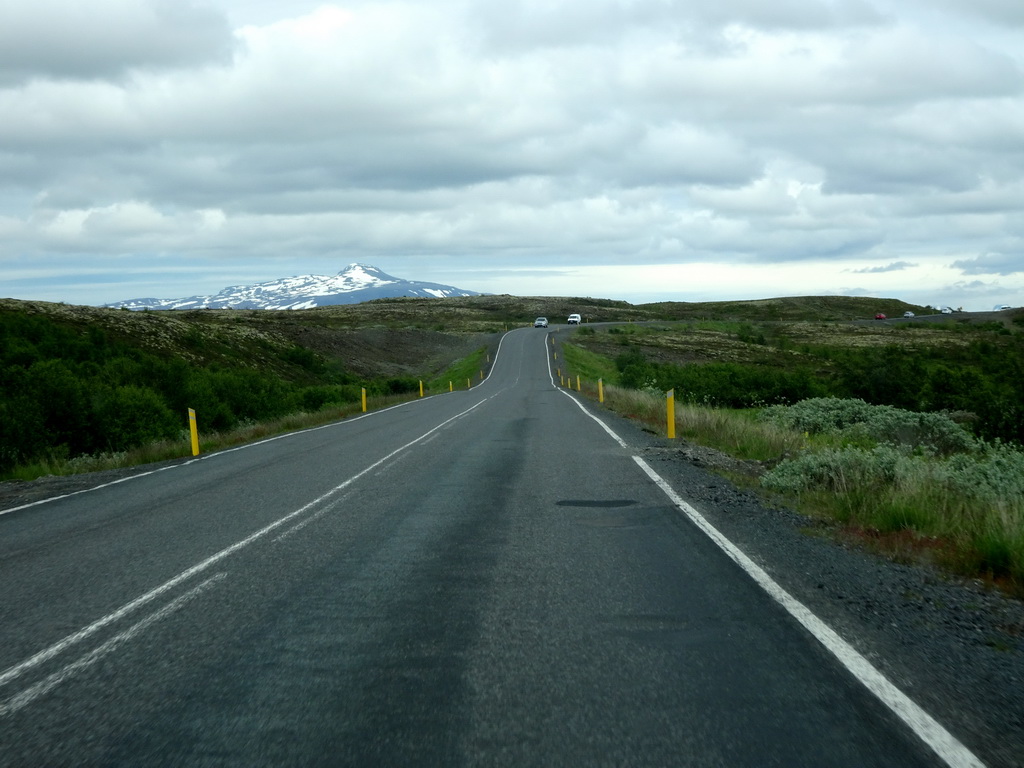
0, 392, 431, 483
561, 342, 1024, 597
2, 344, 495, 484
1, 338, 498, 485
560, 334, 620, 384
427, 346, 490, 392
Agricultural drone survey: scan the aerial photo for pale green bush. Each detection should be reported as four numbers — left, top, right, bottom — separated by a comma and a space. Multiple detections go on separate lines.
759, 397, 974, 455
762, 440, 1024, 581
941, 442, 1024, 507
763, 441, 1024, 505
760, 444, 910, 495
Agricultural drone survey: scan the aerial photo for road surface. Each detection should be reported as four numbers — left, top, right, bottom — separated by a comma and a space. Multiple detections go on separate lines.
0, 327, 983, 766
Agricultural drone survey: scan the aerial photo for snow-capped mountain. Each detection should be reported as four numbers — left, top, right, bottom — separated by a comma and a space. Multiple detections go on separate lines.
106, 264, 480, 310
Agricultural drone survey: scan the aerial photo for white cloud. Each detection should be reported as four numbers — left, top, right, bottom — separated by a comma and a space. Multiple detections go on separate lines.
848, 261, 917, 274
953, 252, 1024, 276
927, 0, 1024, 26
0, 0, 235, 85
0, 0, 1021, 310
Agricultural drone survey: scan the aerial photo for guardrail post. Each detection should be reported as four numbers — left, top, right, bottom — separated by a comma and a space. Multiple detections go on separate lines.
666, 390, 676, 439
188, 408, 200, 456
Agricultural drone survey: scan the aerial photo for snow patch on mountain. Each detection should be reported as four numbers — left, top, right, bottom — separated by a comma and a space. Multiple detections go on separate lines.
105, 264, 479, 310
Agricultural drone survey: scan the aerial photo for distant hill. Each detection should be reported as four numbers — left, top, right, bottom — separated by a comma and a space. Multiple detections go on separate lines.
642, 295, 932, 322
104, 263, 480, 310
3, 291, 1020, 477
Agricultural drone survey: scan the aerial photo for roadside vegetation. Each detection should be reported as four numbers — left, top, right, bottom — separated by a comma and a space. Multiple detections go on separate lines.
4, 293, 1023, 594
428, 347, 490, 391
0, 302, 494, 480
562, 313, 1024, 595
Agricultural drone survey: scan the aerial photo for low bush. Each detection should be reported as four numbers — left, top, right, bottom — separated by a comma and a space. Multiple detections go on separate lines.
759, 397, 975, 455
761, 441, 1024, 585
610, 345, 825, 408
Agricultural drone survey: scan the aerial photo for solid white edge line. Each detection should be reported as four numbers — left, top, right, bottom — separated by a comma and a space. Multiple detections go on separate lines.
544, 333, 630, 449
632, 456, 985, 768
546, 361, 984, 768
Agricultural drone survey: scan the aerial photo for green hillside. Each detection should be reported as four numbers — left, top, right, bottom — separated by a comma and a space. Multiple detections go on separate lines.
1, 295, 1020, 479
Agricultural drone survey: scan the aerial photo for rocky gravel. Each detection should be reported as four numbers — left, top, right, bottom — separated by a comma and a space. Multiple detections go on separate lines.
616, 420, 1024, 768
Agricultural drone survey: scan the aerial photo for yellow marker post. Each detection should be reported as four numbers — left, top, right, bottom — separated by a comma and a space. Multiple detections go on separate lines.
599, 379, 604, 403
449, 381, 453, 392
576, 375, 581, 391
666, 390, 676, 439
479, 370, 484, 380
361, 388, 367, 413
467, 378, 471, 389
419, 380, 424, 398
188, 408, 200, 456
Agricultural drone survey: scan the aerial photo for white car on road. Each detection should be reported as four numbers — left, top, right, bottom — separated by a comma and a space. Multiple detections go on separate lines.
567, 313, 581, 325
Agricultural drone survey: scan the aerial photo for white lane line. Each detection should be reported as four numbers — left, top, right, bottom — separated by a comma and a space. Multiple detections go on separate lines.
558, 390, 629, 449
0, 573, 227, 717
0, 326, 520, 519
272, 496, 347, 543
550, 377, 985, 768
0, 399, 420, 518
550, 368, 628, 448
0, 394, 497, 694
632, 456, 985, 768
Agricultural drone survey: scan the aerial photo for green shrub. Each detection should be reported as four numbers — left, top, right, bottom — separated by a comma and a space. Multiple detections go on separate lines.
282, 345, 325, 373
761, 444, 910, 496
298, 384, 361, 411
94, 385, 180, 451
761, 440, 1024, 582
0, 396, 45, 473
759, 397, 975, 455
383, 376, 420, 395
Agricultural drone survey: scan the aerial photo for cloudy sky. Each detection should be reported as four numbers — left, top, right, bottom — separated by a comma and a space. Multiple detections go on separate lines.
2, 0, 1022, 308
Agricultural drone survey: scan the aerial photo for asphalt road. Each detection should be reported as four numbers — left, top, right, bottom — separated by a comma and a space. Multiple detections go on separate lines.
0, 327, 983, 766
